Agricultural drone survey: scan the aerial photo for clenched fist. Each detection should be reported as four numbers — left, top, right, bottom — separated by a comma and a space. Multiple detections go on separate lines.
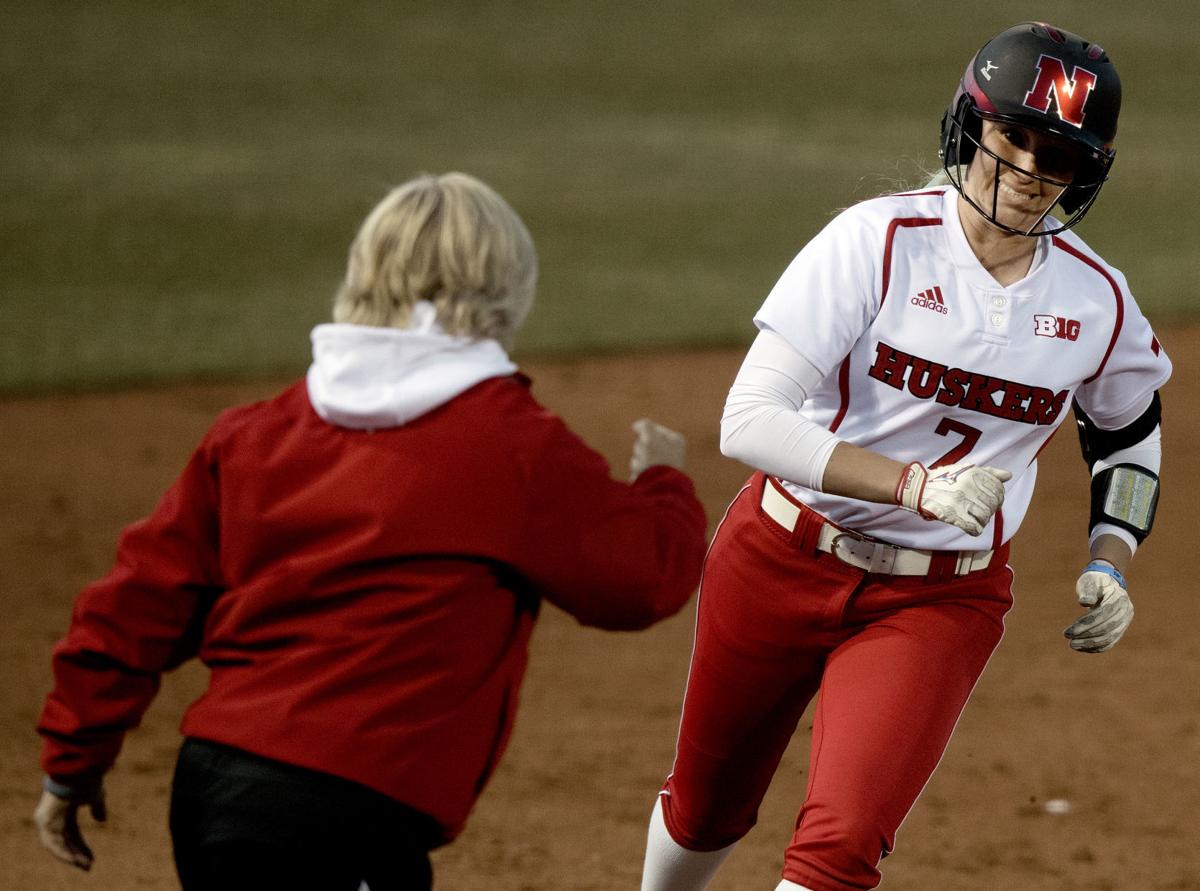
896, 461, 1012, 536
630, 419, 687, 480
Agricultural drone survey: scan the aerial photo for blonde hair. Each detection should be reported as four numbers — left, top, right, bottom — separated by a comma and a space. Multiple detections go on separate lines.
333, 172, 538, 347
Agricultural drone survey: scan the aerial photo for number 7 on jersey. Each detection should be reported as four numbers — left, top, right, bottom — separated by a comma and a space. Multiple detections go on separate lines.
930, 418, 982, 468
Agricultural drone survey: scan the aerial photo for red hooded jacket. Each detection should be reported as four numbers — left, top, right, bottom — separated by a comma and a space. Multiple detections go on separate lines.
38, 374, 706, 842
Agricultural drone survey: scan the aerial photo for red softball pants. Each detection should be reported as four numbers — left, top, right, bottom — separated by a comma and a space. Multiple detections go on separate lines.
659, 474, 1013, 890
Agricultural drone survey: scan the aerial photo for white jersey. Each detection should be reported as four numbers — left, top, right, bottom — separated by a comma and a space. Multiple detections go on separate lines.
755, 186, 1172, 551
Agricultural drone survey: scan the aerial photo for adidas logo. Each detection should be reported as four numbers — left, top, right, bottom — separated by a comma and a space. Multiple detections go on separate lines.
910, 285, 948, 315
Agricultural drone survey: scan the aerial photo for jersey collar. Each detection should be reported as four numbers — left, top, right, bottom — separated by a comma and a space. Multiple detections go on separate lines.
941, 187, 1053, 295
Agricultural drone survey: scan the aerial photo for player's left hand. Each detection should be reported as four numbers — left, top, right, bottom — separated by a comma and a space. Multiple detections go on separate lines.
1064, 560, 1133, 653
34, 784, 106, 870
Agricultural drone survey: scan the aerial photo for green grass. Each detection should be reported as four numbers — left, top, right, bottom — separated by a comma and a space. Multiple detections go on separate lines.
3, 1, 1197, 392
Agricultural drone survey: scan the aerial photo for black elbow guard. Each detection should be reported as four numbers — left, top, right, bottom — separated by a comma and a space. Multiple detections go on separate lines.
1074, 391, 1162, 471
1090, 464, 1160, 543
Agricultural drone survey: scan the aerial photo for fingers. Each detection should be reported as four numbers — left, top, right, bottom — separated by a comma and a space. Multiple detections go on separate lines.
1067, 613, 1132, 652
1076, 568, 1125, 607
964, 495, 995, 525
633, 418, 685, 445
966, 468, 1007, 508
957, 516, 985, 536
1075, 572, 1107, 607
62, 807, 95, 870
921, 467, 1006, 535
1065, 584, 1134, 653
37, 825, 89, 869
630, 418, 687, 478
924, 501, 984, 536
1083, 607, 1133, 647
1066, 599, 1130, 639
957, 502, 988, 535
900, 462, 1012, 535
954, 517, 985, 536
36, 813, 79, 867
630, 419, 652, 479
90, 792, 108, 823
34, 792, 93, 870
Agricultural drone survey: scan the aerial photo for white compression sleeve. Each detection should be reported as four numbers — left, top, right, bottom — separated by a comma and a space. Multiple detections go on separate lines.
1088, 425, 1162, 556
720, 329, 841, 490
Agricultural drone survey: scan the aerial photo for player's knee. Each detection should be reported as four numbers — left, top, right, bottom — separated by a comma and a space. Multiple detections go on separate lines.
784, 810, 890, 889
660, 790, 756, 852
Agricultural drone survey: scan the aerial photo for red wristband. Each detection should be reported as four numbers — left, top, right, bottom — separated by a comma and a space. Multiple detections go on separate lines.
895, 461, 928, 514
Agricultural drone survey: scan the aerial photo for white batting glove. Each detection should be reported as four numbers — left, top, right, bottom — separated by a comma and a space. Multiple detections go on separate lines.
630, 418, 687, 480
1064, 561, 1134, 653
34, 781, 106, 871
895, 461, 1011, 536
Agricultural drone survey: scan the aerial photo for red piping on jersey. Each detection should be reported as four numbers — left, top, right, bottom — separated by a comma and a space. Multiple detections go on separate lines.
991, 508, 1004, 551
1028, 424, 1061, 466
893, 189, 946, 198
829, 356, 852, 432
1052, 236, 1124, 383
830, 216, 942, 434
881, 218, 943, 306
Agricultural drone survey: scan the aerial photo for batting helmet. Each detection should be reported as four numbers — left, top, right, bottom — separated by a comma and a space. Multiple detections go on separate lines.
939, 22, 1121, 233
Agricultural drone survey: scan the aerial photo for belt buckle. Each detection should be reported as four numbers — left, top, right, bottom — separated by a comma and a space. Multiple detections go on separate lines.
830, 531, 897, 574
829, 530, 866, 567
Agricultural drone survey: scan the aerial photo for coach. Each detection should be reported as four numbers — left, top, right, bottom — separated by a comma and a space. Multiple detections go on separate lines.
34, 172, 707, 890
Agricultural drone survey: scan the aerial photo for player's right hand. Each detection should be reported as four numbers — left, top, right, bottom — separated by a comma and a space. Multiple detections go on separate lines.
896, 461, 1011, 536
630, 418, 687, 480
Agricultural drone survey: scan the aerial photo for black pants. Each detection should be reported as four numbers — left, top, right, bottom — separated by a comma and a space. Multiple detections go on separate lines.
170, 738, 438, 891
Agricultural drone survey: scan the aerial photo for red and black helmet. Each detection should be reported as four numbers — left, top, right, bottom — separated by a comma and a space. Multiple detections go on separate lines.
940, 22, 1121, 233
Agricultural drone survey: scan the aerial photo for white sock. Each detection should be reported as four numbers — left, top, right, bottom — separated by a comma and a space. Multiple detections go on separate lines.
774, 882, 816, 891
640, 795, 737, 891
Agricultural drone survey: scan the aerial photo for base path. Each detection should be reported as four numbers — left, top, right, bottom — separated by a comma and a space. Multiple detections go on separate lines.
3, 333, 1198, 890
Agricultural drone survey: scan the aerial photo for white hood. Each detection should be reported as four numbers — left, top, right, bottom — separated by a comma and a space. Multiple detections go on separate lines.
305, 302, 517, 430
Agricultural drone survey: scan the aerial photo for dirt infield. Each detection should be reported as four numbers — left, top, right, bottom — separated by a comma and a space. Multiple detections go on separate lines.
3, 332, 1198, 890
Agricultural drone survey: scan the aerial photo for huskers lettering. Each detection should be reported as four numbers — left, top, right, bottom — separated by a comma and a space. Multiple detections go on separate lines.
867, 341, 1067, 425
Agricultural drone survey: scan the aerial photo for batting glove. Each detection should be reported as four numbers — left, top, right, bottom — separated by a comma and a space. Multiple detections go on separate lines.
630, 418, 687, 480
1064, 561, 1133, 653
896, 461, 1011, 536
34, 777, 106, 871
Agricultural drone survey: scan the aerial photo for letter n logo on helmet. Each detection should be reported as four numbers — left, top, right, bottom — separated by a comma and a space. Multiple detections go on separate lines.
1022, 54, 1098, 128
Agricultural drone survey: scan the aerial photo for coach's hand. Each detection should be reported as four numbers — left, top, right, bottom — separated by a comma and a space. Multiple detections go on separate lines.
1065, 561, 1134, 653
896, 461, 1011, 536
34, 782, 106, 870
630, 418, 687, 480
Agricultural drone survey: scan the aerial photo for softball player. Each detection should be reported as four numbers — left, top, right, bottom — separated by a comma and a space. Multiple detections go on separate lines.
640, 22, 1170, 890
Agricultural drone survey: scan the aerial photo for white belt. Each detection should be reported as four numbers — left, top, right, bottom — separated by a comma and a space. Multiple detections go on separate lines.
760, 478, 993, 577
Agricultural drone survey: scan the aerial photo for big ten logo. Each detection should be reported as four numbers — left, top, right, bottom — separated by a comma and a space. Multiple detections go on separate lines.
1034, 314, 1081, 341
